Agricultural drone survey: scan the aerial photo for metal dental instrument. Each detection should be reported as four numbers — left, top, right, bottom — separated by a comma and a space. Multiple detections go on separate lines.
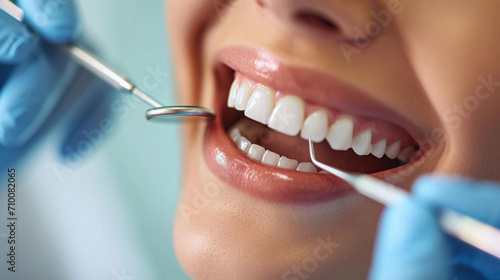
308, 140, 500, 260
0, 0, 215, 120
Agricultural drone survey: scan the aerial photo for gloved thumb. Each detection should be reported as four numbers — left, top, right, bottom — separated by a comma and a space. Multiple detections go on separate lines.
18, 0, 78, 44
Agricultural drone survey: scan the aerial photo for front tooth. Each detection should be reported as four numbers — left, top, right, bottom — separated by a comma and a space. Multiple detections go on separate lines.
244, 86, 275, 125
235, 83, 251, 111
236, 136, 251, 153
296, 162, 318, 173
300, 110, 328, 142
326, 115, 354, 151
398, 146, 416, 162
371, 139, 387, 158
351, 130, 372, 156
277, 156, 299, 170
385, 141, 401, 159
248, 144, 266, 161
261, 150, 280, 166
268, 95, 305, 136
227, 80, 239, 108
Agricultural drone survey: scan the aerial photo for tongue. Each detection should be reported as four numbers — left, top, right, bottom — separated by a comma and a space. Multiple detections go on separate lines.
231, 118, 400, 173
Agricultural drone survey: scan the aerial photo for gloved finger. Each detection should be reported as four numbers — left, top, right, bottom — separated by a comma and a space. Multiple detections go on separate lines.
0, 45, 77, 147
413, 176, 500, 227
0, 10, 38, 63
413, 176, 500, 279
369, 198, 448, 280
59, 78, 118, 165
18, 0, 78, 44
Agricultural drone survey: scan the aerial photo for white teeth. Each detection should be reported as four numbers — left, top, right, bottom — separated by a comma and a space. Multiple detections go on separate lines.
268, 95, 305, 136
277, 156, 299, 170
230, 127, 320, 172
227, 79, 417, 162
300, 110, 328, 142
235, 83, 251, 110
296, 162, 318, 173
229, 127, 241, 141
236, 136, 251, 153
261, 150, 280, 166
227, 80, 239, 108
228, 122, 416, 174
385, 141, 401, 159
248, 144, 266, 161
398, 146, 415, 162
244, 86, 275, 125
352, 129, 372, 156
371, 139, 387, 159
326, 116, 354, 151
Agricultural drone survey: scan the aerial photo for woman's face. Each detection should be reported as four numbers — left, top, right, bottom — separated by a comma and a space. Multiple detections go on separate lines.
167, 1, 500, 279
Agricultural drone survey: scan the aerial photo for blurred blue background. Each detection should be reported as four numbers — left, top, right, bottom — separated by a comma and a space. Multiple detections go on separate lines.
0, 0, 190, 279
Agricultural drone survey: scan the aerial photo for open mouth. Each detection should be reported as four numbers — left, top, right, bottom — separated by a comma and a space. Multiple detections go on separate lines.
226, 73, 418, 174
204, 46, 426, 203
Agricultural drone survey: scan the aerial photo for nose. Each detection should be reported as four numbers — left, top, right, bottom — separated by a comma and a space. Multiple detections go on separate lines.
256, 0, 374, 42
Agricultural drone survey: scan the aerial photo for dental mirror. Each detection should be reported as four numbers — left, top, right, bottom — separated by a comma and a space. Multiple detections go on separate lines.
146, 106, 216, 121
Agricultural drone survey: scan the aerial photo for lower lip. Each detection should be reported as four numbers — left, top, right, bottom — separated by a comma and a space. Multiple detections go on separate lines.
204, 115, 356, 203
204, 113, 425, 204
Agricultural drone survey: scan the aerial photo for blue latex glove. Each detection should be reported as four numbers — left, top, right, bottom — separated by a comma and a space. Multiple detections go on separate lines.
370, 176, 500, 280
0, 0, 78, 146
0, 0, 118, 168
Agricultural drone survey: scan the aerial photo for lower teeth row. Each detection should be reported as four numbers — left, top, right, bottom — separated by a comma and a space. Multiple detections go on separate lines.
228, 127, 326, 173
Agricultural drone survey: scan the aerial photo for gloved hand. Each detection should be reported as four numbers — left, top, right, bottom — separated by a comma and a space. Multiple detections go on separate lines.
370, 176, 500, 280
0, 0, 78, 146
0, 0, 118, 168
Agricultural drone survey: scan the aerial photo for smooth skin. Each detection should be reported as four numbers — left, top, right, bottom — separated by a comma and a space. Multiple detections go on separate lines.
167, 0, 500, 279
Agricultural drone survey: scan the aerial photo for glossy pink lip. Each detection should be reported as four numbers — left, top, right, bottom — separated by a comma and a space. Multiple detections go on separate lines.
203, 46, 426, 203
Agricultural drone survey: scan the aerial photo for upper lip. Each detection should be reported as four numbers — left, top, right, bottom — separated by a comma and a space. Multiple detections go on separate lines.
216, 46, 425, 145
203, 45, 427, 203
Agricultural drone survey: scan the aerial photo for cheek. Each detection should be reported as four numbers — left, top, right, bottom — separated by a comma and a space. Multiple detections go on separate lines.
395, 2, 500, 108
167, 0, 217, 105
393, 1, 500, 176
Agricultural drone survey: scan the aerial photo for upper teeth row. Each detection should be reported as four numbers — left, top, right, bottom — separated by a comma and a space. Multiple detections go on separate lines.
227, 79, 416, 162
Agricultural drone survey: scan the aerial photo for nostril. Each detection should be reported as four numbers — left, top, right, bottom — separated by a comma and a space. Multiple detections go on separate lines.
294, 11, 339, 31
255, 0, 265, 8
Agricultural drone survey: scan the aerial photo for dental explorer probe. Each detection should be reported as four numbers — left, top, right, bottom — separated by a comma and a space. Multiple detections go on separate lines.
309, 140, 500, 260
0, 0, 215, 119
